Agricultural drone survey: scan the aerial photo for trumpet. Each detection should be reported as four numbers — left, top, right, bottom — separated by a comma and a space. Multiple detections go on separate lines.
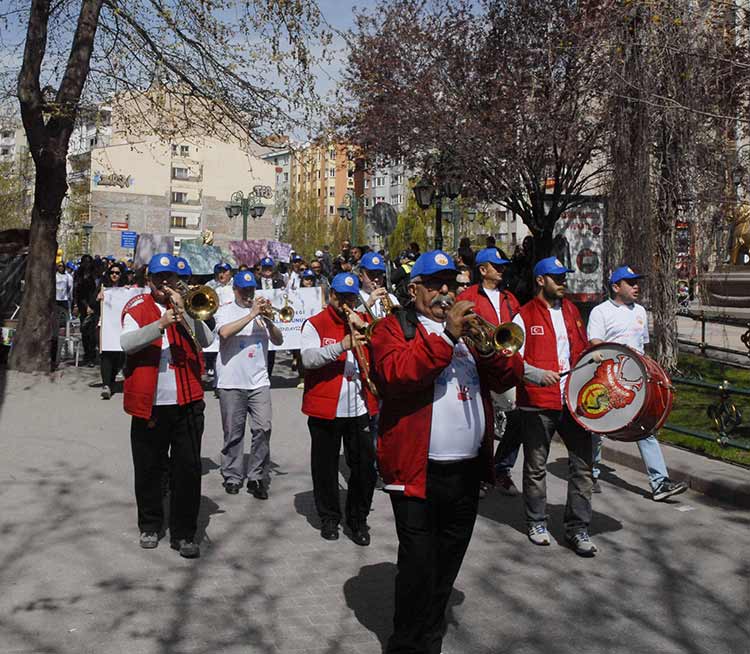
258, 293, 295, 323
360, 285, 396, 339
462, 313, 524, 358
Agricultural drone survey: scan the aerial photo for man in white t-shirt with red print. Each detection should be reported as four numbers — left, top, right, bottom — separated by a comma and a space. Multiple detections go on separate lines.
513, 257, 598, 557
587, 265, 687, 502
214, 271, 283, 499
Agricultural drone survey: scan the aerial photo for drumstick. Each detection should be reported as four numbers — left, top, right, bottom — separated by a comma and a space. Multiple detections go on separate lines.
560, 352, 605, 378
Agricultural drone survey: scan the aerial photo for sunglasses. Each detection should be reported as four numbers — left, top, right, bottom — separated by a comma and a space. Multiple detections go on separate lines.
110, 270, 122, 276
418, 278, 459, 292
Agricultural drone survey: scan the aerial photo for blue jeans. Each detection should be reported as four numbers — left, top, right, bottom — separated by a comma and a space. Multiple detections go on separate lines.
592, 434, 668, 491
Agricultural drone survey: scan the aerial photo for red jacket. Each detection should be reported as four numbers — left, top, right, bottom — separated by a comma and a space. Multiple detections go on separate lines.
301, 304, 378, 419
121, 293, 205, 419
516, 296, 588, 410
370, 311, 523, 499
458, 284, 520, 326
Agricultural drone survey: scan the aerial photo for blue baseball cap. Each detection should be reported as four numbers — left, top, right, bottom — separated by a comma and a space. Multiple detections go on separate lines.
175, 257, 192, 277
360, 252, 386, 272
610, 265, 645, 285
234, 271, 257, 288
533, 256, 574, 278
475, 248, 510, 266
301, 269, 316, 279
148, 253, 180, 275
260, 257, 274, 267
410, 250, 456, 280
331, 272, 360, 294
214, 262, 232, 273
291, 254, 303, 263
65, 261, 76, 271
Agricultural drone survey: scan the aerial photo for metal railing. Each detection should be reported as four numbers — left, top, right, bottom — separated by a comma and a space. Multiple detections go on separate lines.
663, 376, 750, 451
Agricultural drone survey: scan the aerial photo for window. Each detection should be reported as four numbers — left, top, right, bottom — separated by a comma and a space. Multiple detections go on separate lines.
317, 170, 321, 179
89, 137, 97, 147
365, 179, 370, 188
329, 167, 336, 178
364, 197, 371, 208
172, 191, 188, 204
1, 131, 12, 139
1, 148, 9, 156
391, 174, 403, 186
329, 188, 335, 197
180, 145, 189, 157
347, 178, 354, 186
170, 215, 187, 229
376, 177, 385, 187
396, 194, 404, 205
317, 188, 321, 197
171, 144, 178, 155
328, 205, 334, 215
376, 196, 385, 203
284, 172, 289, 182
329, 148, 336, 159
172, 167, 189, 180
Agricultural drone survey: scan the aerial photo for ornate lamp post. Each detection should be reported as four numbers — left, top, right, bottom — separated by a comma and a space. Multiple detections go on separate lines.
338, 191, 360, 243
225, 185, 272, 241
413, 176, 462, 251
81, 222, 93, 255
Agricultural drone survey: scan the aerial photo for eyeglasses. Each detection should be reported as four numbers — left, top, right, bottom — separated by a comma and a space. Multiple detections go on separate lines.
417, 278, 459, 292
110, 271, 121, 276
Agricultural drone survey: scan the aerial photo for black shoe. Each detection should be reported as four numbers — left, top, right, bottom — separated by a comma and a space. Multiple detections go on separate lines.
170, 539, 200, 558
223, 480, 241, 495
321, 520, 339, 541
592, 479, 602, 494
653, 479, 688, 502
349, 524, 370, 546
247, 480, 269, 500
100, 385, 112, 400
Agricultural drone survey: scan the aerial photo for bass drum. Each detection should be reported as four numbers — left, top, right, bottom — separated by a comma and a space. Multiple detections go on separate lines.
564, 343, 674, 442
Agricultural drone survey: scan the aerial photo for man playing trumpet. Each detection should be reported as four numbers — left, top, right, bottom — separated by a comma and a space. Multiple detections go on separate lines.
300, 273, 378, 545
214, 271, 283, 499
369, 250, 523, 654
357, 251, 399, 319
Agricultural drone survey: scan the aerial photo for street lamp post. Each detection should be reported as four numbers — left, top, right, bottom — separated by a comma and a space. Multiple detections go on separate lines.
413, 176, 461, 251
225, 185, 272, 241
337, 191, 359, 243
81, 222, 93, 255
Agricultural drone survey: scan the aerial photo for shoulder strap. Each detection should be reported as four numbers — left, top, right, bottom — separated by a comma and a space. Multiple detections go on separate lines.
394, 306, 420, 341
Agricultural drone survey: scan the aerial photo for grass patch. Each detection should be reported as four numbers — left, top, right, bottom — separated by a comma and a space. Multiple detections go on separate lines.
659, 353, 750, 467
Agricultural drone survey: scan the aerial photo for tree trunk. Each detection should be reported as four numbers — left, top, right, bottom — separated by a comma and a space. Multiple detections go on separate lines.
8, 164, 68, 372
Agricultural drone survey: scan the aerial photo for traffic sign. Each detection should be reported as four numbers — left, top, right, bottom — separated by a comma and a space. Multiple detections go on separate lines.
120, 231, 137, 249
111, 221, 129, 230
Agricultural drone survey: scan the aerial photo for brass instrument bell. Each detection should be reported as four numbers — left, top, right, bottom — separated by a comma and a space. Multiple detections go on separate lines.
463, 314, 524, 358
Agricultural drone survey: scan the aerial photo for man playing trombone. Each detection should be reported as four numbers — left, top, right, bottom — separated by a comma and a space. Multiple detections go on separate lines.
369, 250, 523, 654
300, 273, 379, 546
214, 271, 283, 499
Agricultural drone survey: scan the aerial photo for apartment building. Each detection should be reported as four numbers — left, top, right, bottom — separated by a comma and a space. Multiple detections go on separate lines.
260, 148, 291, 239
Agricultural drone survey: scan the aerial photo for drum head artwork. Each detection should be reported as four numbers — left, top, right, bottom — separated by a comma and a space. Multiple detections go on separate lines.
565, 344, 648, 434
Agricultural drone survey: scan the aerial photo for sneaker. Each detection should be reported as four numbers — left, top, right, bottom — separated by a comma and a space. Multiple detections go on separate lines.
565, 531, 598, 557
223, 480, 241, 495
247, 479, 269, 500
170, 539, 200, 558
652, 479, 688, 502
495, 473, 521, 496
139, 531, 159, 549
296, 381, 305, 389
100, 386, 111, 400
527, 523, 551, 546
321, 520, 339, 541
592, 479, 602, 494
478, 482, 490, 499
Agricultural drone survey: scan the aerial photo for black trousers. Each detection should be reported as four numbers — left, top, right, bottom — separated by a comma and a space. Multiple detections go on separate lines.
387, 458, 480, 654
307, 415, 375, 527
80, 314, 98, 363
100, 351, 123, 388
130, 400, 205, 540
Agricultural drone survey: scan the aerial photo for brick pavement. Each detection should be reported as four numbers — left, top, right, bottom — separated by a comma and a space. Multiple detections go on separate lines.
0, 360, 747, 654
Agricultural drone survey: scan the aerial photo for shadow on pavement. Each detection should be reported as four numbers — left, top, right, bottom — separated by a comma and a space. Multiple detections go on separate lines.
343, 562, 466, 649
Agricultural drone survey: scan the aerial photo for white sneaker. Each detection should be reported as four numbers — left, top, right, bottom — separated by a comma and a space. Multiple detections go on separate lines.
565, 531, 598, 557
527, 523, 551, 546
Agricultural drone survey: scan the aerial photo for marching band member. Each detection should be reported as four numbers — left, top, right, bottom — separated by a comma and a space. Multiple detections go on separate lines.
458, 248, 523, 496
300, 269, 317, 288
587, 265, 687, 501
300, 273, 378, 545
258, 257, 286, 290
286, 254, 304, 291
120, 253, 214, 559
512, 257, 597, 556
357, 251, 399, 319
214, 271, 283, 499
369, 250, 522, 654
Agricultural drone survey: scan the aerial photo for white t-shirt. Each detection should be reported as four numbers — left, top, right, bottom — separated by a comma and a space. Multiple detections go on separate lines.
299, 320, 367, 418
418, 316, 485, 460
214, 301, 271, 390
287, 271, 301, 291
483, 287, 502, 322
359, 290, 399, 319
216, 284, 235, 307
56, 272, 72, 301
513, 305, 571, 403
587, 300, 649, 355
121, 305, 177, 406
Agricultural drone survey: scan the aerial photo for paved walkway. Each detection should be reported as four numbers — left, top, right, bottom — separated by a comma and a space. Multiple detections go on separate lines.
0, 363, 748, 654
